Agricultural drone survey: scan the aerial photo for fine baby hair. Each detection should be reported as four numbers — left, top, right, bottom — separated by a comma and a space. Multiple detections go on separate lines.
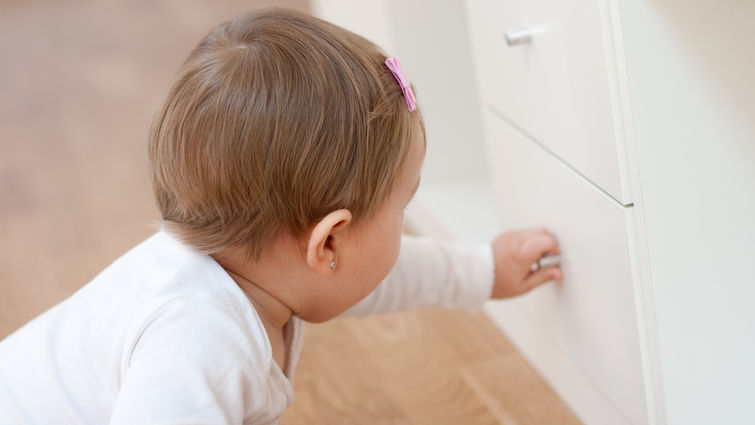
149, 7, 425, 259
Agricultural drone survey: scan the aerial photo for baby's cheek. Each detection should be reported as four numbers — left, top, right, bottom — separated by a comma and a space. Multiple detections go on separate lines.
374, 233, 401, 284
386, 224, 403, 271
371, 212, 404, 282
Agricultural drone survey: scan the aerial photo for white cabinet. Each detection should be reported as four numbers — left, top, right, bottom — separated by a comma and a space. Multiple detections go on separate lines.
466, 0, 630, 204
482, 107, 647, 425
466, 1, 755, 425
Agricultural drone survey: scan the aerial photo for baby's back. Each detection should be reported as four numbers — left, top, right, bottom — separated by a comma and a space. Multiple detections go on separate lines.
0, 231, 276, 424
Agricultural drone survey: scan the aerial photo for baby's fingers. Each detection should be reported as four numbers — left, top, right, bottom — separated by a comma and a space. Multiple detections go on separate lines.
525, 266, 563, 290
519, 233, 560, 265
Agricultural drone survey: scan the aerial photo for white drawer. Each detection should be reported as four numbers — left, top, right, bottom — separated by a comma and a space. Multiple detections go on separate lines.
480, 108, 647, 425
465, 0, 630, 204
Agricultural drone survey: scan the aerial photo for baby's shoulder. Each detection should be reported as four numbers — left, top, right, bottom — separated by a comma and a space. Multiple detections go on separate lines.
114, 233, 273, 368
112, 294, 282, 424
126, 293, 273, 382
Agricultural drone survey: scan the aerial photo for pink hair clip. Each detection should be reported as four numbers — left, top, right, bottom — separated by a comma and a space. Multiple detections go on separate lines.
384, 57, 417, 112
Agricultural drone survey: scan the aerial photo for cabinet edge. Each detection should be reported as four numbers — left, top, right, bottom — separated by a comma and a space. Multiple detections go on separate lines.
601, 0, 667, 423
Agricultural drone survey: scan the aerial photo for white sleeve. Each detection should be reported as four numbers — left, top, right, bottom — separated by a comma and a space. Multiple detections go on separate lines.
109, 297, 270, 425
341, 235, 495, 317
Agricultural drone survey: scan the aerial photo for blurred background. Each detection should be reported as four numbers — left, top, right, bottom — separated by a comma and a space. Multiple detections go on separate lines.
0, 0, 308, 339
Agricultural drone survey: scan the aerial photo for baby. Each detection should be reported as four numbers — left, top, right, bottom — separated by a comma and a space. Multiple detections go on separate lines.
0, 8, 561, 425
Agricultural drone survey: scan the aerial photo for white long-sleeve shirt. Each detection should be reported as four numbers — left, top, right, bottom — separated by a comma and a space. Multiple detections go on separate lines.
0, 230, 494, 425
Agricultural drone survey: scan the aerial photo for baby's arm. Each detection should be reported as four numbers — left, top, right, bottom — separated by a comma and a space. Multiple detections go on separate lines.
341, 235, 492, 316
342, 228, 561, 317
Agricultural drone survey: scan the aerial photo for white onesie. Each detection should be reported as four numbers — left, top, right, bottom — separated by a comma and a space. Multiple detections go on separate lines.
0, 230, 494, 424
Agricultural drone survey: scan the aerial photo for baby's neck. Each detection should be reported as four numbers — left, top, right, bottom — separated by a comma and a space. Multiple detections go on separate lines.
226, 269, 293, 329
210, 238, 313, 330
223, 269, 292, 373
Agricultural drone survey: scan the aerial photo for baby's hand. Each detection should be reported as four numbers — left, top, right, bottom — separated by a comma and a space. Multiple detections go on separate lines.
490, 228, 562, 299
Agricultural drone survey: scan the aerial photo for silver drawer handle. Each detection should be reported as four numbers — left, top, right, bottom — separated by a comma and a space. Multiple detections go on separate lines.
505, 27, 534, 46
530, 254, 561, 272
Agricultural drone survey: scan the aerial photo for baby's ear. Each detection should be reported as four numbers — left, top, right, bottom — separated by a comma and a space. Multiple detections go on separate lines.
305, 209, 352, 275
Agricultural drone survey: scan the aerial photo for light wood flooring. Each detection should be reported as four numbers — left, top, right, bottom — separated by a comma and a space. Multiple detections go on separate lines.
0, 2, 581, 424
282, 309, 582, 425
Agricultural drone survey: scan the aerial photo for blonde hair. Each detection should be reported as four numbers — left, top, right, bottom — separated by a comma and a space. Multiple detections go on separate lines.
149, 8, 424, 259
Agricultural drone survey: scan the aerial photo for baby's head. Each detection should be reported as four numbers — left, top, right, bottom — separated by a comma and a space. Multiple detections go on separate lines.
149, 8, 425, 320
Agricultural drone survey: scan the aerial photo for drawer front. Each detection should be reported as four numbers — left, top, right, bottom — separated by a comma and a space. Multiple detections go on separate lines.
465, 0, 629, 204
481, 108, 647, 425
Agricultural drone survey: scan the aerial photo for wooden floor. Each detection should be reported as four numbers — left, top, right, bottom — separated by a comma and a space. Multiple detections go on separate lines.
283, 309, 582, 425
0, 2, 581, 424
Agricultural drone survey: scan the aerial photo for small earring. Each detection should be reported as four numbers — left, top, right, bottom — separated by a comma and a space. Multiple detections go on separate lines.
330, 260, 336, 270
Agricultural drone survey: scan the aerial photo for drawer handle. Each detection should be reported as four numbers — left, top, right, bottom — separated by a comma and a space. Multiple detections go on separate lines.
504, 27, 534, 46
